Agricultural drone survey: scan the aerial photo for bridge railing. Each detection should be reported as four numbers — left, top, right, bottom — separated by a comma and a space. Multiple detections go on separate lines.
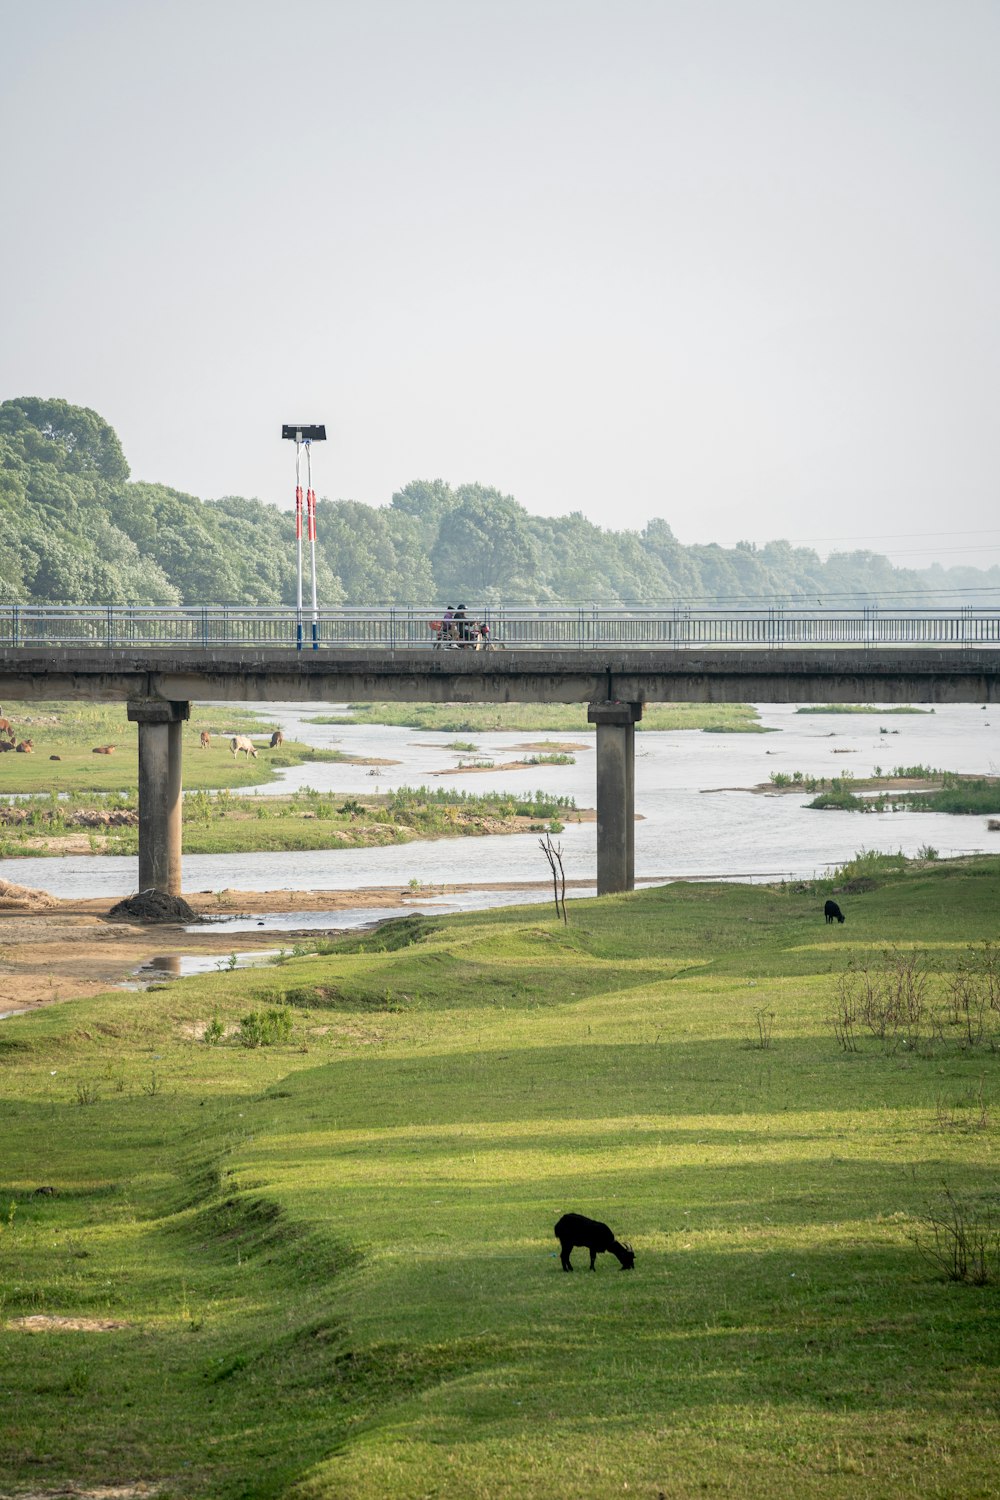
2, 604, 999, 650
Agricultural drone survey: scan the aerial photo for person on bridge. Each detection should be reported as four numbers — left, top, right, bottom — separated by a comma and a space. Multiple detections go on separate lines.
442, 605, 455, 644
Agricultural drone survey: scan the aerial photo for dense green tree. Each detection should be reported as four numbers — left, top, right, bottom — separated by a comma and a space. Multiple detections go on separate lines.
389, 479, 457, 553
0, 397, 129, 483
315, 500, 433, 604
432, 487, 538, 601
2, 395, 995, 612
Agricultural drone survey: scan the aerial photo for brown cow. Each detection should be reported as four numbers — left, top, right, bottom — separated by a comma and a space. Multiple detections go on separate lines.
199, 731, 211, 749
15, 739, 34, 753
270, 730, 284, 748
92, 745, 116, 755
0, 718, 14, 740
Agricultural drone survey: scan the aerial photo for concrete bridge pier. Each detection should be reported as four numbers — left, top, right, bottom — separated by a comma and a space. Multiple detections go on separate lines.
127, 699, 189, 896
588, 700, 642, 895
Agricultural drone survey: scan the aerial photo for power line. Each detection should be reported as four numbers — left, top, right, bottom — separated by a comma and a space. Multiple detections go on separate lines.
581, 584, 1000, 608
781, 526, 1000, 546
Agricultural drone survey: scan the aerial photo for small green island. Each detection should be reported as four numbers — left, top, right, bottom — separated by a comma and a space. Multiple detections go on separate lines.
329, 701, 773, 733
795, 703, 932, 715
763, 766, 1000, 815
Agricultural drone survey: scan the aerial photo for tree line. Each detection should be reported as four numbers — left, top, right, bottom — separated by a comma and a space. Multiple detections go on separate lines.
1, 396, 994, 610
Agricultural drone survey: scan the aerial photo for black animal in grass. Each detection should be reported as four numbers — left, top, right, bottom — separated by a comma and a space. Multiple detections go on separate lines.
824, 899, 846, 924
554, 1213, 634, 1272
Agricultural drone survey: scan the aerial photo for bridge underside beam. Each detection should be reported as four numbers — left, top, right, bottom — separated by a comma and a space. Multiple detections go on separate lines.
127, 699, 189, 897
3, 648, 999, 707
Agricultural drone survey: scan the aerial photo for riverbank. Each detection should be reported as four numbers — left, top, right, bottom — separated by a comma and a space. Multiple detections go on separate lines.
0, 880, 597, 1012
0, 787, 587, 857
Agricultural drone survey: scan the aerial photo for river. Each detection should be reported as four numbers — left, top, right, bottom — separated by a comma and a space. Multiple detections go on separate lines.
2, 703, 998, 907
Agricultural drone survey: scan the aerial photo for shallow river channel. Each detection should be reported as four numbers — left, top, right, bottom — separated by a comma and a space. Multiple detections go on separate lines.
2, 703, 998, 916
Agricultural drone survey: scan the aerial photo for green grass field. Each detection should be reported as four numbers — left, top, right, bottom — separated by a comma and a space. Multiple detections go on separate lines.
0, 702, 369, 795
2, 861, 999, 1498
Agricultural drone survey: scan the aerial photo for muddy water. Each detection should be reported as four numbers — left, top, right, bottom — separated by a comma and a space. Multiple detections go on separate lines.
2, 703, 998, 904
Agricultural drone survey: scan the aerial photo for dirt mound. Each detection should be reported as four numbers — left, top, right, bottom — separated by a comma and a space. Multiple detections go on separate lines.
108, 890, 198, 924
0, 878, 59, 912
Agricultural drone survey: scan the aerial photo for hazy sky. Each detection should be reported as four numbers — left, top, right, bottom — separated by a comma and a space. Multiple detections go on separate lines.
2, 0, 998, 570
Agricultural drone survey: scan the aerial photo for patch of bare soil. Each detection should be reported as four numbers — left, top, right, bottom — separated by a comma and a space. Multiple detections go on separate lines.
6, 1315, 131, 1332
0, 1487, 160, 1500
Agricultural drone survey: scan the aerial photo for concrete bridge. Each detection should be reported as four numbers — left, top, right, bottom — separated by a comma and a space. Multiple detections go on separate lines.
3, 634, 999, 899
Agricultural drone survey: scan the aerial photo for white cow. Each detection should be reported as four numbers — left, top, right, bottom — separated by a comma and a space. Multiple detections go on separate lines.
230, 735, 258, 759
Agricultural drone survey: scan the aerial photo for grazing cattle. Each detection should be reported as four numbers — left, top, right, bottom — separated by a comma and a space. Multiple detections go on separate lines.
199, 731, 211, 749
554, 1213, 634, 1272
230, 735, 258, 759
824, 899, 845, 924
92, 745, 116, 755
15, 739, 34, 753
0, 718, 14, 740
269, 730, 284, 748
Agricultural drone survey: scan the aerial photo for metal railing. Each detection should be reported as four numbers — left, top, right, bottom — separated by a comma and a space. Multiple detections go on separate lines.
1, 604, 999, 651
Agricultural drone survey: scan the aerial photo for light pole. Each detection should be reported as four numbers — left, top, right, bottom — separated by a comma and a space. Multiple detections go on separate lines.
281, 424, 326, 650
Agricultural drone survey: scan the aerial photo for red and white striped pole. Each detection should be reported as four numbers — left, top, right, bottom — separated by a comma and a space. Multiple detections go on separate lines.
282, 424, 326, 652
295, 436, 304, 651
305, 441, 319, 650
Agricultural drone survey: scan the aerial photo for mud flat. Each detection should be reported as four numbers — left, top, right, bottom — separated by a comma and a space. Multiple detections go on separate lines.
0, 881, 596, 1013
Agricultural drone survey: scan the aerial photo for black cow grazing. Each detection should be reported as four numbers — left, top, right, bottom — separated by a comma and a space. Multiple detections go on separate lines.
824, 899, 846, 924
554, 1213, 634, 1272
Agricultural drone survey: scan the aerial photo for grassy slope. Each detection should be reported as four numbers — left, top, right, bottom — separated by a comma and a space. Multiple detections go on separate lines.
1, 863, 999, 1498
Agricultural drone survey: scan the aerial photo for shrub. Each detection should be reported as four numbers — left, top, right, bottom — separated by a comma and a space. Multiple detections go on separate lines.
830, 848, 908, 884
204, 1015, 224, 1046
237, 1007, 293, 1048
946, 941, 1000, 1048
832, 947, 930, 1054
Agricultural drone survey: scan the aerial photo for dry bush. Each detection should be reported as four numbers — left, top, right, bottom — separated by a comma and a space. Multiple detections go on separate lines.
913, 1184, 1000, 1285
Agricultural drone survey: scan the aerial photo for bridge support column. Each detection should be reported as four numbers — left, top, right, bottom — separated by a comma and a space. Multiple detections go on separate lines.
588, 700, 642, 895
127, 699, 190, 896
